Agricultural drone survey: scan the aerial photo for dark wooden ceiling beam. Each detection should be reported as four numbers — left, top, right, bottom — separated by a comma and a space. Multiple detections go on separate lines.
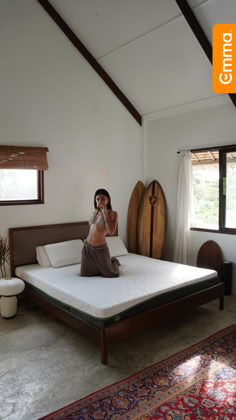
174, 0, 236, 108
37, 0, 142, 125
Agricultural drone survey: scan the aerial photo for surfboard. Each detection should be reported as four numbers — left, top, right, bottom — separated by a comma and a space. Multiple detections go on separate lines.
128, 181, 145, 253
137, 180, 167, 259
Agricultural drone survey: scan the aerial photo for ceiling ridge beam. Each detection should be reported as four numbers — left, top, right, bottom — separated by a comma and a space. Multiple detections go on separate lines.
174, 0, 236, 108
37, 0, 142, 126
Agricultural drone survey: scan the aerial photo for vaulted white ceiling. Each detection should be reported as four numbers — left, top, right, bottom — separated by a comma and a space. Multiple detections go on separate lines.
50, 0, 235, 117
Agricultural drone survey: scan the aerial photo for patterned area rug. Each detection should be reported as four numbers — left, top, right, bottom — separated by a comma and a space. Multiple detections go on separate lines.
40, 325, 236, 420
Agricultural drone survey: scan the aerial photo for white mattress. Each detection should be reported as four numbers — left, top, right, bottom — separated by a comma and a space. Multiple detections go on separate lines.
16, 253, 217, 319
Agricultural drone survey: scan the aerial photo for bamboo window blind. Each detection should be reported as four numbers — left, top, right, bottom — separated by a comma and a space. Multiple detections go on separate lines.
0, 146, 49, 170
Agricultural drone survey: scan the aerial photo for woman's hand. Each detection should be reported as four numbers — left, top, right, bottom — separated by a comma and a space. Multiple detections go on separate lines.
101, 206, 108, 218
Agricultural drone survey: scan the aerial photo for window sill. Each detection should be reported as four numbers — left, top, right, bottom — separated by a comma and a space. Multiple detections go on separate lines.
191, 227, 236, 235
0, 199, 44, 206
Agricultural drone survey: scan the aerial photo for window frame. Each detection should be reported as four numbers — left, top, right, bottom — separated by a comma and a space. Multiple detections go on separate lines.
0, 170, 44, 206
191, 146, 236, 235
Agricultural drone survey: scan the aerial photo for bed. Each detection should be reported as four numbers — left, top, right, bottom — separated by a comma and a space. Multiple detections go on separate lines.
9, 221, 224, 364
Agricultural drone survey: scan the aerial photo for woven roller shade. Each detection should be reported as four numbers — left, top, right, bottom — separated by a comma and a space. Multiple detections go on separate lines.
0, 146, 49, 170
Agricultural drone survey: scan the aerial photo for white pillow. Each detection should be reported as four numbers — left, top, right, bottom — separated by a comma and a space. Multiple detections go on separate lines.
106, 236, 128, 257
44, 239, 84, 268
36, 246, 51, 267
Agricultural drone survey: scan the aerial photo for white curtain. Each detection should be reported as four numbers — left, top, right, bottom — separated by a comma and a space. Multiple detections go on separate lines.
174, 151, 192, 264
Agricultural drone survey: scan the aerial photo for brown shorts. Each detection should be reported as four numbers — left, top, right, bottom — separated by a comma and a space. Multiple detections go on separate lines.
80, 240, 120, 278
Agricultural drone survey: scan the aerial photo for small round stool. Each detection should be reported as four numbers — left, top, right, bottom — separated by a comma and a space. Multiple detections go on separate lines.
0, 278, 25, 319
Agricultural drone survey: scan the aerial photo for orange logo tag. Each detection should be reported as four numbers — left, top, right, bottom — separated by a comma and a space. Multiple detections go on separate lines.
213, 24, 236, 93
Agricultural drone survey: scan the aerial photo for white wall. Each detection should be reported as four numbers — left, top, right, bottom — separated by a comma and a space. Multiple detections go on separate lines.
147, 102, 236, 294
0, 1, 142, 254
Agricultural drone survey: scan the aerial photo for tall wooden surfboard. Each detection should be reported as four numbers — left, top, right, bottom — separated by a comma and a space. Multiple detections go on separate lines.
128, 181, 145, 253
137, 180, 167, 259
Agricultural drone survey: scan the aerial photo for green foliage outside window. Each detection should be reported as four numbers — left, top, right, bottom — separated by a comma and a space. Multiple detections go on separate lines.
191, 167, 219, 229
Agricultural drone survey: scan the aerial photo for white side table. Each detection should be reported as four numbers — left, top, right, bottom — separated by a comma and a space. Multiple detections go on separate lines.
0, 278, 25, 319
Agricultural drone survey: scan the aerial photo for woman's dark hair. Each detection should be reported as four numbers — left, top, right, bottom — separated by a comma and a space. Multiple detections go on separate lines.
94, 189, 112, 210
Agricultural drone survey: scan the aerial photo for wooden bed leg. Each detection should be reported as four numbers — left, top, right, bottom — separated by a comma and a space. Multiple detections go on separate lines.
100, 328, 108, 365
220, 296, 224, 310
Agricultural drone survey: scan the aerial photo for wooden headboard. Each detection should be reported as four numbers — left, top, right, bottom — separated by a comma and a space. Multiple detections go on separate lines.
9, 221, 89, 276
9, 221, 118, 276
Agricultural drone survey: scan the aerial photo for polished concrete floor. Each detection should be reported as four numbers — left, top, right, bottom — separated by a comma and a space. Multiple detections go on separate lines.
0, 296, 235, 420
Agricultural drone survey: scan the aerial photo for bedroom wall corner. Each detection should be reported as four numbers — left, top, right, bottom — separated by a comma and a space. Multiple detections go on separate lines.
147, 102, 236, 295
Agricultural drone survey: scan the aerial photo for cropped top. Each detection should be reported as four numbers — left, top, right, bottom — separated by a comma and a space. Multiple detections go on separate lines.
89, 211, 105, 226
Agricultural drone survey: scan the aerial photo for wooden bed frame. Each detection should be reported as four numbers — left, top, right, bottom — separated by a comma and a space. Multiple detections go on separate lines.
9, 221, 224, 364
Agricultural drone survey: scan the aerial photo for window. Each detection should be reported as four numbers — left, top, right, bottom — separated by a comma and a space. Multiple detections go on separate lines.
0, 146, 48, 206
191, 146, 236, 233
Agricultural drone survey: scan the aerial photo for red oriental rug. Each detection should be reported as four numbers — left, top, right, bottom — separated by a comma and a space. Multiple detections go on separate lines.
39, 325, 236, 420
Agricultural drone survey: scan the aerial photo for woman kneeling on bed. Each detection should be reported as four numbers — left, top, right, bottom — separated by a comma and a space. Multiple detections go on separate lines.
80, 188, 120, 277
